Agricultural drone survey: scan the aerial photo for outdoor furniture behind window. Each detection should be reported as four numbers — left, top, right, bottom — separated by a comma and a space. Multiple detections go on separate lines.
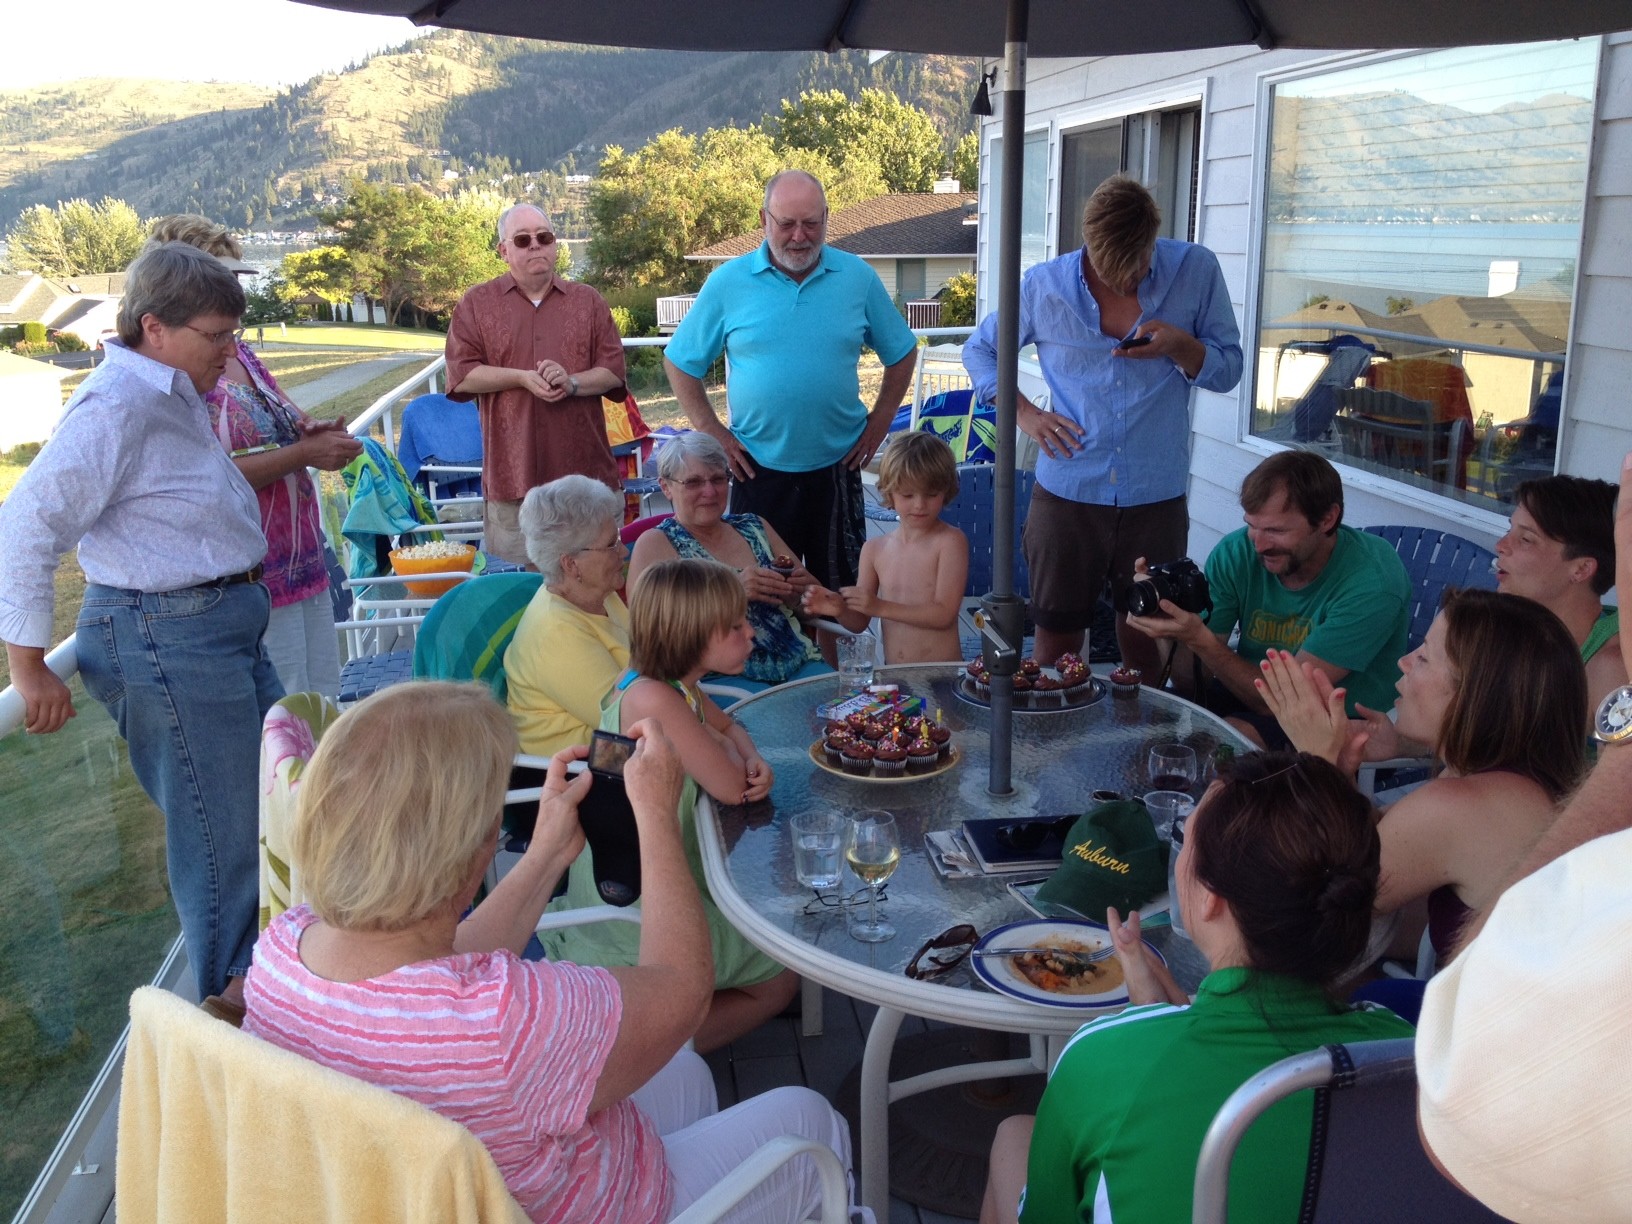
1193, 1037, 1504, 1223
1335, 388, 1469, 490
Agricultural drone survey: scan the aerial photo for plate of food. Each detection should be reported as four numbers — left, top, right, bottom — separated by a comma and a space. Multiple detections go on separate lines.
969, 918, 1163, 1009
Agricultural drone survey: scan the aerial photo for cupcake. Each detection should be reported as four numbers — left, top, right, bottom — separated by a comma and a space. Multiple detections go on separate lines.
845, 712, 870, 736
1020, 657, 1042, 679
823, 719, 850, 738
1011, 671, 1034, 708
871, 741, 907, 776
1056, 651, 1091, 694
1109, 666, 1142, 699
900, 714, 925, 738
840, 742, 876, 776
1031, 673, 1063, 707
823, 732, 854, 766
862, 719, 890, 744
928, 723, 953, 760
770, 553, 797, 578
906, 736, 940, 773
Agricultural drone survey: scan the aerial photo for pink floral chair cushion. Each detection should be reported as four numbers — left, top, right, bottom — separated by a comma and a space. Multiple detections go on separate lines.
259, 693, 341, 930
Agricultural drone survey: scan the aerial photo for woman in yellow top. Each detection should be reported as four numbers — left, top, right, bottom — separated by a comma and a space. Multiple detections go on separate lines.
504, 475, 631, 755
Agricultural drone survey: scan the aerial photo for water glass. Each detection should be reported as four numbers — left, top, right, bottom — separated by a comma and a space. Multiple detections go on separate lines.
790, 810, 845, 890
1147, 742, 1199, 794
1143, 789, 1195, 843
837, 632, 876, 692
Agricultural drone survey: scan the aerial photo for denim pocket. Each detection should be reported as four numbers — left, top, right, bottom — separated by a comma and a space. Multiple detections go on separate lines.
74, 614, 126, 706
146, 585, 226, 620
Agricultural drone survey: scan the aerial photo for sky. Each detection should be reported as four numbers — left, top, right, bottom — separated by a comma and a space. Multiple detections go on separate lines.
8, 1, 424, 89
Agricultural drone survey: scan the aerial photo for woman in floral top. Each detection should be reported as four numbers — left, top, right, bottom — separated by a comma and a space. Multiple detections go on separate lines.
146, 216, 363, 698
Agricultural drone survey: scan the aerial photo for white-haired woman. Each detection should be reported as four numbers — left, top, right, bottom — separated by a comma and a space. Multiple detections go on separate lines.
504, 475, 631, 756
627, 433, 828, 690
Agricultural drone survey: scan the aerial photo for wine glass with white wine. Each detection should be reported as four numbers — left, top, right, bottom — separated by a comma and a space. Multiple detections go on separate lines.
846, 809, 900, 943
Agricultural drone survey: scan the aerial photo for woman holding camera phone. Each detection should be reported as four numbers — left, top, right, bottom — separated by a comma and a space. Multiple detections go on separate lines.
539, 558, 797, 1052
245, 682, 852, 1224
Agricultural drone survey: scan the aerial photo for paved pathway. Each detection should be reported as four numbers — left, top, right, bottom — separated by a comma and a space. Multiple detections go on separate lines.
282, 351, 437, 413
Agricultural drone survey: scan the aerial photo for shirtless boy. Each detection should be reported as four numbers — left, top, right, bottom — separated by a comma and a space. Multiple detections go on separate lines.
803, 432, 969, 663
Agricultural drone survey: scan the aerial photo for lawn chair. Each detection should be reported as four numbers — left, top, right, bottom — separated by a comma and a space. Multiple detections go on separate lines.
397, 391, 484, 513
1193, 1038, 1504, 1223
120, 990, 852, 1224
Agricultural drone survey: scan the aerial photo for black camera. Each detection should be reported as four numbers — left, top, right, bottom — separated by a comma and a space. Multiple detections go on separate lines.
1122, 558, 1211, 618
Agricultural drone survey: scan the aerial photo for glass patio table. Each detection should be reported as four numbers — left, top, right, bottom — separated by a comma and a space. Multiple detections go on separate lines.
694, 663, 1255, 1217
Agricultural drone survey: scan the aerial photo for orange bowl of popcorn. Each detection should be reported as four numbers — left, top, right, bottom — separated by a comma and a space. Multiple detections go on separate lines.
389, 541, 477, 598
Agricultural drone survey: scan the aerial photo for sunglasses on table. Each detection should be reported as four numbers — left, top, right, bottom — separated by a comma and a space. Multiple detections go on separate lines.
507, 230, 556, 249
905, 924, 980, 981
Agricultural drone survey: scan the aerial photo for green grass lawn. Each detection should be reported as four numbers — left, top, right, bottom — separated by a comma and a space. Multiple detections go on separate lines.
253, 322, 447, 350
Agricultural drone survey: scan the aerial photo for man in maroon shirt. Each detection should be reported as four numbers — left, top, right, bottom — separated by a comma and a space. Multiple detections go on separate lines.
446, 203, 628, 566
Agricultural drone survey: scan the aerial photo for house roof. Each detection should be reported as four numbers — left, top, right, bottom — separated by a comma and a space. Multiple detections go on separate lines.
51, 273, 127, 297
689, 192, 978, 261
0, 274, 70, 327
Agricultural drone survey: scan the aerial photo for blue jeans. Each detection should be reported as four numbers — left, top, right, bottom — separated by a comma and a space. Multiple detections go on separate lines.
76, 581, 283, 998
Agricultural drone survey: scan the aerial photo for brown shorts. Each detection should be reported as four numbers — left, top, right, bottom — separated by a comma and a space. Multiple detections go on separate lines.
1023, 486, 1189, 633
482, 498, 534, 569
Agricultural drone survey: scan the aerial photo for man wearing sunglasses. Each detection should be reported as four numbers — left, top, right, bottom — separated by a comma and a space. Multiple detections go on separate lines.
446, 203, 627, 567
663, 170, 918, 590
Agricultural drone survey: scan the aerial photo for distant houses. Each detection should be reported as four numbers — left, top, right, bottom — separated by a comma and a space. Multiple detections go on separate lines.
0, 271, 126, 349
661, 185, 978, 331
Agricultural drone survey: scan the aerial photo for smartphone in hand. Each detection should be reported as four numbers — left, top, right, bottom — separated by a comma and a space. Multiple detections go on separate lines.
1116, 333, 1153, 350
575, 731, 643, 905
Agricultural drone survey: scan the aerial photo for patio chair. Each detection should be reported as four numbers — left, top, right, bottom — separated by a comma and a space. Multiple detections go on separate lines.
397, 391, 485, 512
1193, 1037, 1504, 1223
119, 987, 851, 1224
1335, 388, 1469, 490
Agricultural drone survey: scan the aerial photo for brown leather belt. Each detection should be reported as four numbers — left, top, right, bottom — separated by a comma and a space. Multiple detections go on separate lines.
213, 564, 265, 586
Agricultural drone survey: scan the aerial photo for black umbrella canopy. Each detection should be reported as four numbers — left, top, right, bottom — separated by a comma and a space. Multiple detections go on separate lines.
300, 0, 1632, 54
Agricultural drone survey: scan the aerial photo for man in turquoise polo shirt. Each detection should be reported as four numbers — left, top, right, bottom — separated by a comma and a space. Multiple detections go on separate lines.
663, 170, 918, 589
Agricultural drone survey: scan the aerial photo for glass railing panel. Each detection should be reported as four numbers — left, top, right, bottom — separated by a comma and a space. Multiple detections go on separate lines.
0, 677, 176, 1220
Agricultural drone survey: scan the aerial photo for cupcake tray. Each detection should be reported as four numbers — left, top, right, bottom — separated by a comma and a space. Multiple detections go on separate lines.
807, 741, 961, 783
953, 669, 1106, 714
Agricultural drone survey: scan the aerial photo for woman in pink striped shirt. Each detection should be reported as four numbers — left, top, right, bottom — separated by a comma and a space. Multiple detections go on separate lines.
244, 681, 850, 1223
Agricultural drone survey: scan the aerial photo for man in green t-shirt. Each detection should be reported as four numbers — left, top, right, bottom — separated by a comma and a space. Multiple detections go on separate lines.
1127, 450, 1410, 747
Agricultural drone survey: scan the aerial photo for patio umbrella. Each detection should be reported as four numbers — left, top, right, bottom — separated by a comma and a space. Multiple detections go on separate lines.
296, 0, 1632, 793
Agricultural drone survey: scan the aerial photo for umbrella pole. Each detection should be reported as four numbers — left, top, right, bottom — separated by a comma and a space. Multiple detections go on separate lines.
983, 0, 1028, 797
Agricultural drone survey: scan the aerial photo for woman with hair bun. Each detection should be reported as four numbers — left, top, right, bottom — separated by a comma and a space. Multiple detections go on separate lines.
979, 752, 1414, 1224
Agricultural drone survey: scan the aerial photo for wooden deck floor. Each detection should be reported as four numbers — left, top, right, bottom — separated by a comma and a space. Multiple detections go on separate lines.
702, 985, 1045, 1224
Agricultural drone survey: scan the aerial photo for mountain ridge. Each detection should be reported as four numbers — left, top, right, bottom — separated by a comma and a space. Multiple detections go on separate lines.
0, 32, 979, 233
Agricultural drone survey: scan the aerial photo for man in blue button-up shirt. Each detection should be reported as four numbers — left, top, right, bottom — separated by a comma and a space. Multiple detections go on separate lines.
964, 175, 1242, 672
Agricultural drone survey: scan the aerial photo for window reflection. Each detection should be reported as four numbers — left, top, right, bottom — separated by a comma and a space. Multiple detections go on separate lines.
1252, 40, 1597, 505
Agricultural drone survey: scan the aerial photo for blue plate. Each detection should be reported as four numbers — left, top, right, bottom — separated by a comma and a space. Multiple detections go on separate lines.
970, 918, 1164, 1010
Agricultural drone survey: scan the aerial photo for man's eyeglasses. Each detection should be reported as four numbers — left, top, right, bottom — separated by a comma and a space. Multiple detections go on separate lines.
670, 474, 730, 492
184, 324, 244, 348
904, 924, 979, 981
765, 209, 827, 237
507, 230, 556, 249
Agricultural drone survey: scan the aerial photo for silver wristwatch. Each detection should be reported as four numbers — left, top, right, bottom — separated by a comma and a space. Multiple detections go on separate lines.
1592, 684, 1632, 746
567, 375, 580, 397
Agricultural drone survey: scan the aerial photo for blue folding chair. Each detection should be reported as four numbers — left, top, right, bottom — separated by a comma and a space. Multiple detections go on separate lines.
1361, 525, 1498, 651
397, 392, 484, 501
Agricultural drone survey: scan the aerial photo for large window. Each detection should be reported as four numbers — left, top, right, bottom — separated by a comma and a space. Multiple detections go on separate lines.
988, 128, 1051, 275
1251, 41, 1597, 507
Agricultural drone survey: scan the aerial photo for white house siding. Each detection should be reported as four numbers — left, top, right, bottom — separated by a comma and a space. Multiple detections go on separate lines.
978, 36, 1632, 568
868, 259, 898, 299
926, 256, 972, 297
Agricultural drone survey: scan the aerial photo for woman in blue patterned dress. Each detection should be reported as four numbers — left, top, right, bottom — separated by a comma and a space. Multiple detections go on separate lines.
628, 434, 830, 690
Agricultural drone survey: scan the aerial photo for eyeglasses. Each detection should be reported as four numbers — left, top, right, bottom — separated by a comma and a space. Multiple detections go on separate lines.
669, 474, 730, 492
184, 324, 244, 347
801, 885, 889, 914
578, 536, 626, 555
904, 924, 979, 981
994, 814, 1078, 853
765, 209, 827, 237
507, 230, 556, 249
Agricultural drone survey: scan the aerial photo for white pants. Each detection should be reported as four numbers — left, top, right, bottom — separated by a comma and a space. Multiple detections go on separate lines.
261, 590, 341, 700
630, 1050, 855, 1224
